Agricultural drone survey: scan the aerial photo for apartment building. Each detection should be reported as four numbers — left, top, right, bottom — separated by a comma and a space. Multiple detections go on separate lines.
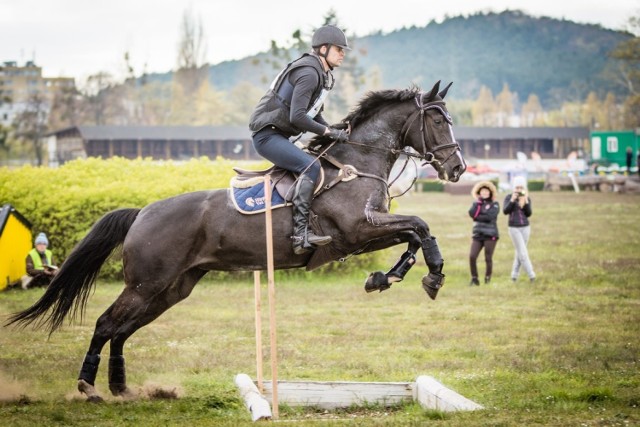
0, 61, 75, 126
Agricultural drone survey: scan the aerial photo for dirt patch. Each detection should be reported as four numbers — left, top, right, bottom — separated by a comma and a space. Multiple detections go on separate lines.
140, 382, 182, 400
0, 371, 29, 403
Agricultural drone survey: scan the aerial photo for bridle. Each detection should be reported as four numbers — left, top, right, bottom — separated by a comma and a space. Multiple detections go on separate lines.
305, 92, 461, 198
331, 93, 460, 167
399, 93, 460, 167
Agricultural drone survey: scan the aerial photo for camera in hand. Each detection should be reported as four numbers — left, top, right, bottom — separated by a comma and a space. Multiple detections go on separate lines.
517, 191, 526, 197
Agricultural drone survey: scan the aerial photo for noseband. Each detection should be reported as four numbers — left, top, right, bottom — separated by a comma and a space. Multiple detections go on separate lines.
400, 93, 460, 166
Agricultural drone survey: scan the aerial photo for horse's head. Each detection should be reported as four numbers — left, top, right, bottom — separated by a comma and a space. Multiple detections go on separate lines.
401, 81, 466, 182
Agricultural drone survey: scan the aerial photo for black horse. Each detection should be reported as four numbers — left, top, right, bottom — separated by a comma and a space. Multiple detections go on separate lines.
6, 81, 466, 401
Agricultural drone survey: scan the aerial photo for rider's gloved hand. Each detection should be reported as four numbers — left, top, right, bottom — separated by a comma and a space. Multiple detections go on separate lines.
325, 127, 349, 143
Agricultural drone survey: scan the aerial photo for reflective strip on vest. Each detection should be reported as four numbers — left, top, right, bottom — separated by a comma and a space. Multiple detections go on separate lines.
306, 88, 328, 119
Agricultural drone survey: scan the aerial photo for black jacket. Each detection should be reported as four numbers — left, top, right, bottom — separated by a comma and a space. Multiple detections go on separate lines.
503, 195, 532, 227
249, 53, 331, 137
468, 198, 500, 240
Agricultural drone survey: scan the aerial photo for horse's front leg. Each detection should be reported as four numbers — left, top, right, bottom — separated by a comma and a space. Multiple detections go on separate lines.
420, 235, 446, 300
364, 231, 421, 293
356, 213, 445, 299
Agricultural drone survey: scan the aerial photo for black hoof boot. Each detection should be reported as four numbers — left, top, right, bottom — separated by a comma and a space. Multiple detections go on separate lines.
469, 277, 480, 286
364, 271, 391, 293
422, 272, 445, 300
484, 276, 491, 285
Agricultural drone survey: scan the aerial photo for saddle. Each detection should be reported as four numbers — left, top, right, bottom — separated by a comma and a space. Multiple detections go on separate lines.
229, 165, 324, 214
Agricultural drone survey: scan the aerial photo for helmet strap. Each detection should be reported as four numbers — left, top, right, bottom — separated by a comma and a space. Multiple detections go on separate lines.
321, 44, 334, 70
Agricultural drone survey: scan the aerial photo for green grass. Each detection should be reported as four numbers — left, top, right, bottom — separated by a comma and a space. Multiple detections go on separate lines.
1, 192, 639, 426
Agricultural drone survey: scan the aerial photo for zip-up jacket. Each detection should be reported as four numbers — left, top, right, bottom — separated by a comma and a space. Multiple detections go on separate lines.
469, 198, 500, 240
503, 195, 532, 227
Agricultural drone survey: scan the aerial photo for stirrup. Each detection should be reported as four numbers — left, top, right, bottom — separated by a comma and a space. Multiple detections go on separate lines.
292, 235, 313, 255
307, 233, 332, 246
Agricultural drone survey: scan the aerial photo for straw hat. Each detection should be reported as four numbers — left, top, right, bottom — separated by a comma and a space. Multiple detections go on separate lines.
471, 180, 497, 201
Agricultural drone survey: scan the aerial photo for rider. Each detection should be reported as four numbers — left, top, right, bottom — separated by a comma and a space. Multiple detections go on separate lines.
249, 25, 350, 255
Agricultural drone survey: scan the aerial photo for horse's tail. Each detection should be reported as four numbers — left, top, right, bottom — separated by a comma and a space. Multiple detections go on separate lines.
4, 208, 141, 334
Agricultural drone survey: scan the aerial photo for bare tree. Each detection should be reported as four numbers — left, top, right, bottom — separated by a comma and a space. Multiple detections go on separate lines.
174, 7, 209, 97
83, 72, 116, 125
48, 86, 82, 130
13, 92, 49, 165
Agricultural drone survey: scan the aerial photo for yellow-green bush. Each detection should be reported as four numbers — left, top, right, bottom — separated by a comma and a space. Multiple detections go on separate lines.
0, 157, 380, 279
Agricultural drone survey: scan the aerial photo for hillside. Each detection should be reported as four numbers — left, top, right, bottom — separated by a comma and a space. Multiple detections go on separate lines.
201, 10, 632, 107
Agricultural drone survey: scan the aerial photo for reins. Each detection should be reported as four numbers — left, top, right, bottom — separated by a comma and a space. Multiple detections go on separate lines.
305, 93, 461, 200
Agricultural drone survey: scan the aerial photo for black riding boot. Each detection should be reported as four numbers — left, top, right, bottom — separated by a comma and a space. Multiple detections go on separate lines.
292, 175, 332, 255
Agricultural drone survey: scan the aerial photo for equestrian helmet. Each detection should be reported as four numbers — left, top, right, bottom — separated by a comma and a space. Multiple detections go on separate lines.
312, 25, 351, 50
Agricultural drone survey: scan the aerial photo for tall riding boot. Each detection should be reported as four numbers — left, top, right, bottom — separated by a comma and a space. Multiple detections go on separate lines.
292, 175, 332, 255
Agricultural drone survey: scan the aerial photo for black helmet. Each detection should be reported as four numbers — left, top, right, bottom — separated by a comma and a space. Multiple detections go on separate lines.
311, 25, 351, 50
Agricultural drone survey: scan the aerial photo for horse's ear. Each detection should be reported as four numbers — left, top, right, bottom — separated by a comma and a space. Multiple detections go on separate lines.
425, 80, 441, 101
438, 82, 453, 99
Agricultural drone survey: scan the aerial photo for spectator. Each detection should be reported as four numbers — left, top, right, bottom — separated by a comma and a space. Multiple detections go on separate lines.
468, 181, 500, 285
626, 147, 633, 175
21, 232, 58, 289
503, 177, 536, 283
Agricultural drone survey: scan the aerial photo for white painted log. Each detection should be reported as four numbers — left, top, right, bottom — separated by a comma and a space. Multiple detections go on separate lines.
261, 380, 413, 410
414, 375, 483, 412
234, 374, 272, 421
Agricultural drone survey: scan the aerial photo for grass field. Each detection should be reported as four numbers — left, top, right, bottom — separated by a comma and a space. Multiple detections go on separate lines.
1, 191, 639, 426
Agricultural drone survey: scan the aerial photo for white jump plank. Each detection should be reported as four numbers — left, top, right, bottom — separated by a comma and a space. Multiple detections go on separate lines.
261, 380, 413, 410
414, 375, 483, 412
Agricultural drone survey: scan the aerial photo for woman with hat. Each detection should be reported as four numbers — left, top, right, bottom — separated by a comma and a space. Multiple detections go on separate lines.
468, 181, 500, 286
503, 176, 536, 283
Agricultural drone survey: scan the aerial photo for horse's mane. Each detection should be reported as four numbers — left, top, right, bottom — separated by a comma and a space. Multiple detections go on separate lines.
344, 85, 422, 127
310, 86, 422, 146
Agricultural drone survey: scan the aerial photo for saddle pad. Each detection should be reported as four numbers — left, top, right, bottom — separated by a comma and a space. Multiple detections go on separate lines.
230, 180, 291, 214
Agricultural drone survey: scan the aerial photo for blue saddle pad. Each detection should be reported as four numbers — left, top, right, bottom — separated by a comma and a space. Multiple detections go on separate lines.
230, 180, 289, 214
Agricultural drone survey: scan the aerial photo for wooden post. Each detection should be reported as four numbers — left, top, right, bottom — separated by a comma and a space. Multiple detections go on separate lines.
263, 174, 278, 419
253, 271, 263, 393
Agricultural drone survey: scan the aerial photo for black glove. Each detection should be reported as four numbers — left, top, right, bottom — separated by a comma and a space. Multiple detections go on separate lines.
326, 127, 349, 142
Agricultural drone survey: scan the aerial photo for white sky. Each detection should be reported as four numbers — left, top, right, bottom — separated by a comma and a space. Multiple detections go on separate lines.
1, 0, 638, 83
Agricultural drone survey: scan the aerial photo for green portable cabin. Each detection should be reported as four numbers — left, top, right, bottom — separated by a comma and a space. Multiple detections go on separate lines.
590, 130, 640, 171
0, 204, 33, 290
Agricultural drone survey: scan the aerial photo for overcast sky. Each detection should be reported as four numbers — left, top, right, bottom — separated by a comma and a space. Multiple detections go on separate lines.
1, 0, 638, 83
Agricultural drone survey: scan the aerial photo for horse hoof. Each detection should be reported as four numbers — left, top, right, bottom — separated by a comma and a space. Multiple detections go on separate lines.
365, 271, 391, 293
78, 379, 103, 402
422, 273, 445, 300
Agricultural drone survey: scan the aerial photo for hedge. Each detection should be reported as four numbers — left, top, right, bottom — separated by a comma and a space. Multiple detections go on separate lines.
0, 157, 380, 279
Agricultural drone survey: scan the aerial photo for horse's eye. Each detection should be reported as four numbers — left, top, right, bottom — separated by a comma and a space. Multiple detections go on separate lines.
434, 119, 442, 125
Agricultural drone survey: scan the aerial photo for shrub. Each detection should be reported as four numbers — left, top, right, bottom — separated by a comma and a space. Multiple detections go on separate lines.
414, 179, 444, 192
0, 157, 380, 279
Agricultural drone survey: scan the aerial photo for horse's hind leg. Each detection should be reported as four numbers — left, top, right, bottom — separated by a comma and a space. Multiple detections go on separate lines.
76, 287, 168, 401
107, 268, 206, 399
77, 306, 121, 402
